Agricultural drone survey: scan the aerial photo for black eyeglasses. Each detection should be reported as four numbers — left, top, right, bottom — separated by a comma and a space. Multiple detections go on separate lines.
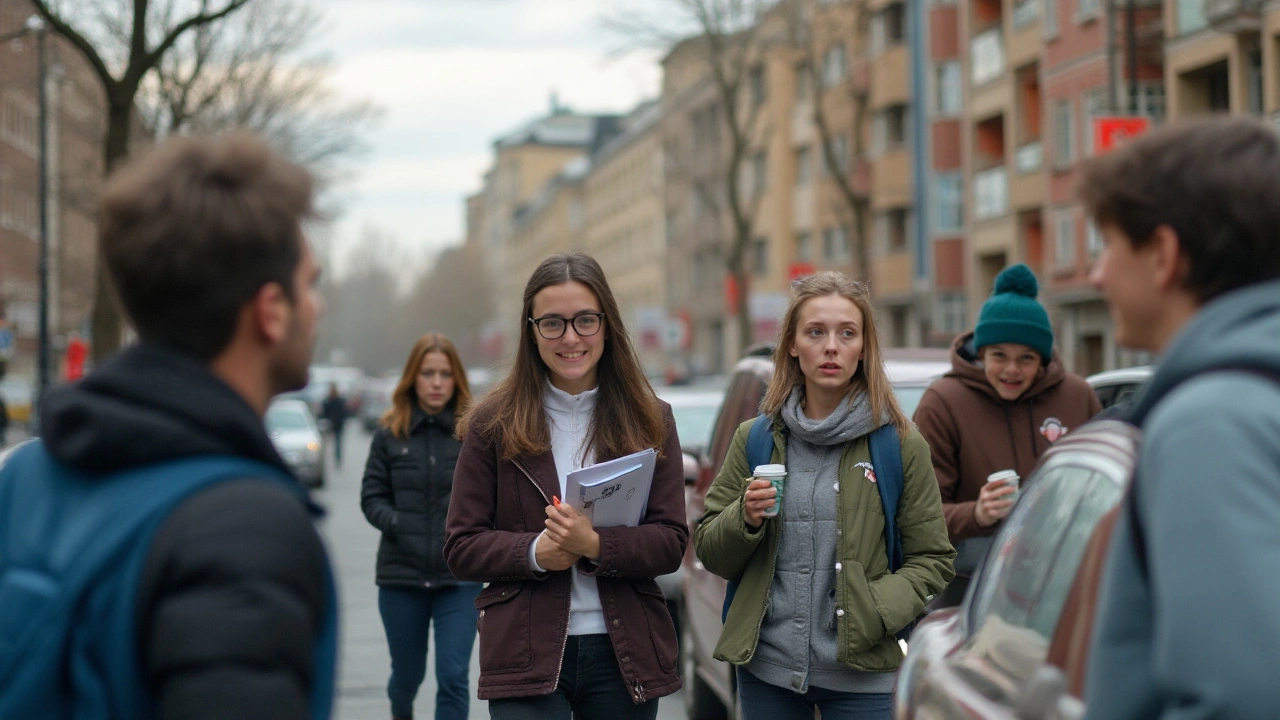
529, 312, 605, 340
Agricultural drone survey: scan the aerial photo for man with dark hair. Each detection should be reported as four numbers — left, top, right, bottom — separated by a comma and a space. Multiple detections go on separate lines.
1080, 115, 1280, 719
0, 133, 335, 719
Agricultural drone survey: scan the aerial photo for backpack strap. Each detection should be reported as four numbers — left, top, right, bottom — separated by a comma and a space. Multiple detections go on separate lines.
867, 423, 905, 573
723, 415, 774, 623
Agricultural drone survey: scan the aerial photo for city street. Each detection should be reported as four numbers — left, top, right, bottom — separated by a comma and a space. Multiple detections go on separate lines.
315, 424, 689, 720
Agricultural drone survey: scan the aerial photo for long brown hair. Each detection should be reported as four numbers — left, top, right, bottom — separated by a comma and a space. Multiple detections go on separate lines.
381, 333, 473, 439
759, 272, 910, 435
457, 253, 666, 460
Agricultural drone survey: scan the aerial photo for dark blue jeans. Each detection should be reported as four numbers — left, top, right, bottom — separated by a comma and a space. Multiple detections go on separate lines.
378, 583, 482, 720
736, 667, 893, 720
488, 634, 659, 720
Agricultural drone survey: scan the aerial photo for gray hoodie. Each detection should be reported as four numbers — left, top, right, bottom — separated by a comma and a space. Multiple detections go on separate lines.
1085, 279, 1280, 720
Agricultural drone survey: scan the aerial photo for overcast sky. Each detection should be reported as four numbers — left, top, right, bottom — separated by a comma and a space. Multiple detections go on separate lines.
316, 0, 666, 276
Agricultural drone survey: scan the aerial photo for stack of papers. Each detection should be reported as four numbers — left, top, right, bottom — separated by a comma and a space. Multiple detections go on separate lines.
565, 448, 657, 528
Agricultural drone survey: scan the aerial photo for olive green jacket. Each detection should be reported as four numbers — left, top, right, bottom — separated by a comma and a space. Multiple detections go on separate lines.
694, 418, 955, 672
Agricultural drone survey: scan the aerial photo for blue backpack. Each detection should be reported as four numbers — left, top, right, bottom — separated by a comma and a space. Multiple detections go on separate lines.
0, 442, 338, 720
721, 415, 913, 642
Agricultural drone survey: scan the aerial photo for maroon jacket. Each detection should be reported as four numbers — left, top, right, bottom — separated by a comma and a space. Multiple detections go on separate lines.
443, 400, 688, 704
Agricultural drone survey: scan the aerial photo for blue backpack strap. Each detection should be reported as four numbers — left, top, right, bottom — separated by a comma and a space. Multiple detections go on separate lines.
0, 443, 337, 720
868, 422, 916, 641
722, 415, 774, 624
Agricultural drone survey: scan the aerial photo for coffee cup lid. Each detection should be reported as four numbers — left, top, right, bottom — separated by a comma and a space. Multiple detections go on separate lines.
754, 464, 786, 476
987, 469, 1019, 482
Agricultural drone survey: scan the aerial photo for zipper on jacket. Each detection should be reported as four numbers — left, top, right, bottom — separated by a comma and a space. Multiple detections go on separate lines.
511, 457, 573, 694
633, 680, 646, 703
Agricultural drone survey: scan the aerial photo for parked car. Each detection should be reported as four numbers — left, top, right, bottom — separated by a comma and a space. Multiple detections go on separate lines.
680, 345, 950, 720
654, 381, 728, 644
893, 419, 1141, 720
265, 398, 326, 488
1086, 365, 1152, 410
358, 375, 398, 432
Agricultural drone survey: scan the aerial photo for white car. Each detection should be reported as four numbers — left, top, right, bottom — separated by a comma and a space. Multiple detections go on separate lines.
265, 398, 326, 488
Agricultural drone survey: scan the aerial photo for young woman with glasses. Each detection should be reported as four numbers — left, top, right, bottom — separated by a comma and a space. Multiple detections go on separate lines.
444, 253, 688, 720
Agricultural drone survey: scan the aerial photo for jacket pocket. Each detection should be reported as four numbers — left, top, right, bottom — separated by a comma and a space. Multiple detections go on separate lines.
634, 581, 678, 673
836, 560, 887, 656
474, 582, 533, 673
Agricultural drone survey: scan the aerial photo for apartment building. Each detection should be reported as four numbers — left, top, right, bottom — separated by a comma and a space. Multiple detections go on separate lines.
955, 0, 1161, 374
1163, 0, 1275, 117
0, 0, 106, 378
582, 100, 667, 377
473, 107, 619, 363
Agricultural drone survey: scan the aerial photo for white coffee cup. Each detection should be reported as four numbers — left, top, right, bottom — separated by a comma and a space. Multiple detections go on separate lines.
987, 469, 1020, 502
754, 464, 787, 518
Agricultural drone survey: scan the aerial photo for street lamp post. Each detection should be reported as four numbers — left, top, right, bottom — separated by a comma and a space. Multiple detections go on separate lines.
1, 15, 51, 420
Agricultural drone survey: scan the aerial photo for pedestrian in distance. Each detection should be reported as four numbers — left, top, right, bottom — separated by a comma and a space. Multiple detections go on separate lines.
695, 271, 954, 720
912, 263, 1101, 608
1080, 116, 1280, 719
361, 333, 481, 720
444, 252, 688, 720
321, 382, 349, 465
0, 133, 336, 719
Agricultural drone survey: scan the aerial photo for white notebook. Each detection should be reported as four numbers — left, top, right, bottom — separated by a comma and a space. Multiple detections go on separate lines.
565, 448, 657, 528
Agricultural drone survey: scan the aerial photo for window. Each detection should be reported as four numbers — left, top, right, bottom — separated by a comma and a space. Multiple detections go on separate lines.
823, 134, 849, 176
749, 64, 767, 106
1086, 219, 1104, 257
1, 90, 39, 156
971, 29, 1006, 87
877, 209, 910, 253
1082, 89, 1107, 156
936, 292, 967, 335
873, 104, 910, 154
933, 172, 964, 234
752, 237, 769, 276
1013, 0, 1040, 28
795, 146, 813, 185
823, 226, 849, 262
1077, 0, 1101, 21
870, 3, 907, 54
823, 44, 847, 87
973, 168, 1009, 221
752, 151, 768, 195
1176, 0, 1206, 34
1043, 0, 1059, 37
1054, 208, 1076, 266
796, 232, 813, 261
969, 466, 1124, 642
795, 63, 811, 103
1130, 83, 1166, 120
1053, 99, 1074, 168
935, 62, 963, 116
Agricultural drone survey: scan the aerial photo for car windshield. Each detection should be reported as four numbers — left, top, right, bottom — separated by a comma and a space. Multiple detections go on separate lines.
266, 406, 311, 432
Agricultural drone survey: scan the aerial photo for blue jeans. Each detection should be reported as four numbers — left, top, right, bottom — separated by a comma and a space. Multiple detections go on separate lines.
736, 667, 893, 720
488, 634, 659, 720
378, 583, 482, 720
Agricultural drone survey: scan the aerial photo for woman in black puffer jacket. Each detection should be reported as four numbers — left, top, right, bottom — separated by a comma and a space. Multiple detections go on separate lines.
361, 333, 478, 720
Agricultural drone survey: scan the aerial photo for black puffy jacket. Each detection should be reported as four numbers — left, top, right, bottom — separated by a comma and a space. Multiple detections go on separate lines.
361, 406, 462, 587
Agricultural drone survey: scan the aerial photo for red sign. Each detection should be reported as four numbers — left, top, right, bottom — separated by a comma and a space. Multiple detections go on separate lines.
724, 273, 741, 315
789, 262, 816, 282
1093, 117, 1150, 154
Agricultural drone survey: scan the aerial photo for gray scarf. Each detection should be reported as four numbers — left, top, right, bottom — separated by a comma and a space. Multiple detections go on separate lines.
780, 385, 884, 447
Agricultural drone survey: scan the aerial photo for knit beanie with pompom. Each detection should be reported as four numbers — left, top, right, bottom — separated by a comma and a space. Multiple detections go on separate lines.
973, 263, 1053, 359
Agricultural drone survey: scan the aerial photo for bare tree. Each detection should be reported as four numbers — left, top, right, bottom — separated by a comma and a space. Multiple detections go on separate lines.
781, 0, 873, 279
29, 0, 258, 362
140, 0, 380, 208
610, 0, 774, 355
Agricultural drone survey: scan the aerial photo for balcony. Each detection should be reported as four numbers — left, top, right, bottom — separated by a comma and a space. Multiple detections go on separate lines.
1015, 141, 1043, 174
1204, 0, 1261, 33
973, 167, 1009, 221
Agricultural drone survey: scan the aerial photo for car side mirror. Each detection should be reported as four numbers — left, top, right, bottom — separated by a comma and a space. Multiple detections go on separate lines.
1015, 665, 1084, 720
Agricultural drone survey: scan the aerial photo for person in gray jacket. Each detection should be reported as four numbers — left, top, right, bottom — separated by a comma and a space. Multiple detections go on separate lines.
1078, 116, 1280, 719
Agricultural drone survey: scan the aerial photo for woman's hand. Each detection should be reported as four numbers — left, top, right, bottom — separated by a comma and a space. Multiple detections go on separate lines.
534, 531, 581, 571
545, 502, 602, 561
974, 480, 1017, 527
742, 478, 777, 530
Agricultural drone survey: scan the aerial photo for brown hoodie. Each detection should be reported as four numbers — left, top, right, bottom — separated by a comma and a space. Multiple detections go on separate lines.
912, 331, 1102, 540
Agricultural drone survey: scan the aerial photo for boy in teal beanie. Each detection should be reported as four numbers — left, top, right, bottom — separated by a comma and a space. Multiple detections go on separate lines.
912, 262, 1101, 608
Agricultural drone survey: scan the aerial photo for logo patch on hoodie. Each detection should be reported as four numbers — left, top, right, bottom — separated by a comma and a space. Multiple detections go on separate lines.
1040, 417, 1068, 443
854, 461, 877, 484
